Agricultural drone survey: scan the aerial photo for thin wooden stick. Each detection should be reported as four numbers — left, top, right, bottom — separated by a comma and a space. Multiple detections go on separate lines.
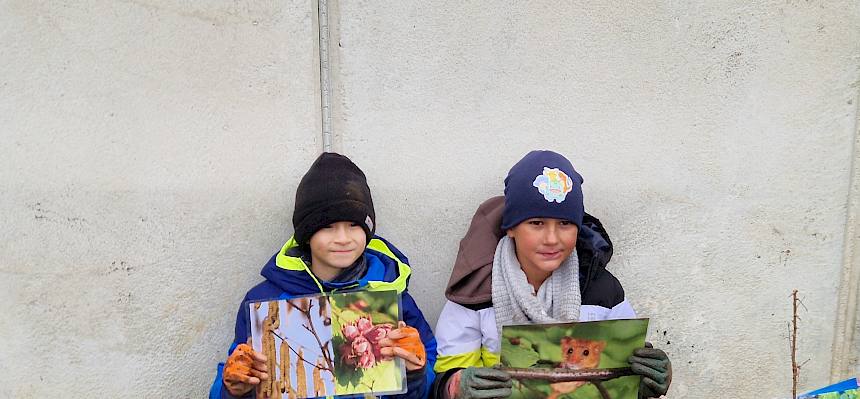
791, 289, 799, 399
499, 367, 635, 383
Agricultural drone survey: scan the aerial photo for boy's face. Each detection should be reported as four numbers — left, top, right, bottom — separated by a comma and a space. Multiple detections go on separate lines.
506, 218, 578, 277
309, 221, 367, 281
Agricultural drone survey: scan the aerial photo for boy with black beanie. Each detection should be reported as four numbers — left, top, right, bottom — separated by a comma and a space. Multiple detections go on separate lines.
292, 152, 376, 247
210, 152, 437, 399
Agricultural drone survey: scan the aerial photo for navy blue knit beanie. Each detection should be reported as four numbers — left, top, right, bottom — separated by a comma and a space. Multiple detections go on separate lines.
501, 150, 584, 230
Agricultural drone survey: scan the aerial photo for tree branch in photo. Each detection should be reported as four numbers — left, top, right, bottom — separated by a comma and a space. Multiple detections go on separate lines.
502, 367, 630, 399
288, 298, 336, 371
499, 366, 635, 383
270, 329, 332, 373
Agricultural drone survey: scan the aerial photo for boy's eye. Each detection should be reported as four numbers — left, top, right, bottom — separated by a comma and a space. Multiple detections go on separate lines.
560, 220, 574, 226
350, 222, 360, 227
527, 220, 544, 226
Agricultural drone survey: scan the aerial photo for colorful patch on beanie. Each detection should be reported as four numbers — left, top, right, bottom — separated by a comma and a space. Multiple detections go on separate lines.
532, 167, 574, 203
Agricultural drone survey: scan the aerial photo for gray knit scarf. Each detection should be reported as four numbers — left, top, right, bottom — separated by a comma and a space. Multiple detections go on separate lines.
491, 236, 581, 337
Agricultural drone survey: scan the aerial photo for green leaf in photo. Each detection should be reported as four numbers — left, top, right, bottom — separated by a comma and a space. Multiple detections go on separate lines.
501, 340, 540, 368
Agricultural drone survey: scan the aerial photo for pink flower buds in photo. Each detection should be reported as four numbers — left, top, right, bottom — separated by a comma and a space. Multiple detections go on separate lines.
339, 315, 395, 369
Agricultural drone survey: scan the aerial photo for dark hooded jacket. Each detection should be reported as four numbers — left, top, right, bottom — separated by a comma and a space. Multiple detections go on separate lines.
431, 197, 632, 399
444, 196, 625, 310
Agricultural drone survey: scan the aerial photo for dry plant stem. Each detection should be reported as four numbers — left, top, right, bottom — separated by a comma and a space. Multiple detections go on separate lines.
499, 367, 635, 383
791, 289, 799, 399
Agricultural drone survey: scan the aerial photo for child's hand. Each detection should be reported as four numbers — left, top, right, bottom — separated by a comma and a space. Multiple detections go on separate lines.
447, 367, 512, 399
629, 342, 672, 398
223, 343, 269, 397
378, 321, 426, 371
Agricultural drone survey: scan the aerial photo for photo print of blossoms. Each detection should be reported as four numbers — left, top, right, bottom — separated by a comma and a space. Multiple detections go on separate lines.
249, 290, 405, 399
500, 319, 649, 399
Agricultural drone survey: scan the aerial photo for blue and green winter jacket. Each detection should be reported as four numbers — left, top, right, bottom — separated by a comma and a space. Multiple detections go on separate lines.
210, 235, 437, 399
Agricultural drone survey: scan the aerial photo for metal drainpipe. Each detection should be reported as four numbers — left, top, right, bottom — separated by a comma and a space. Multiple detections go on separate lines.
831, 86, 860, 380
318, 0, 333, 153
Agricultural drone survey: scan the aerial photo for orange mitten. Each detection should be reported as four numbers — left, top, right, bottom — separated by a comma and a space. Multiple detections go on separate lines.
224, 343, 254, 380
394, 326, 426, 364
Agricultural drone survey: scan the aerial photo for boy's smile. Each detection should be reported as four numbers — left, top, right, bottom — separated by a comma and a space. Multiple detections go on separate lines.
536, 249, 563, 260
309, 221, 367, 281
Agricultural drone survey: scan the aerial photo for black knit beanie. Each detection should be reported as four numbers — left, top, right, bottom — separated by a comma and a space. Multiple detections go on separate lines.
292, 152, 376, 245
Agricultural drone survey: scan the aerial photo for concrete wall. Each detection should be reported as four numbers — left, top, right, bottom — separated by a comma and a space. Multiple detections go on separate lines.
330, 1, 860, 396
1, 1, 858, 398
0, 0, 322, 397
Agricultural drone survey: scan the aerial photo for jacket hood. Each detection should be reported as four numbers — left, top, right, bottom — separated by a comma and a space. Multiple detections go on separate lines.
261, 235, 413, 296
444, 196, 614, 305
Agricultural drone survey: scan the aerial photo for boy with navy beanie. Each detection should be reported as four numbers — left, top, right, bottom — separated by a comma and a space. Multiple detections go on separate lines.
210, 152, 437, 399
500, 150, 585, 230
432, 150, 672, 399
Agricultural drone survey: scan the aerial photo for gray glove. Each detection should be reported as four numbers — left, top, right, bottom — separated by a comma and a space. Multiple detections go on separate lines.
629, 342, 672, 398
448, 367, 512, 399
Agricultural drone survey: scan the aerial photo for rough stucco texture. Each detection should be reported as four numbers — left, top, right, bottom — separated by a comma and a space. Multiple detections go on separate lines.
0, 1, 320, 397
2, 1, 859, 398
331, 1, 860, 397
